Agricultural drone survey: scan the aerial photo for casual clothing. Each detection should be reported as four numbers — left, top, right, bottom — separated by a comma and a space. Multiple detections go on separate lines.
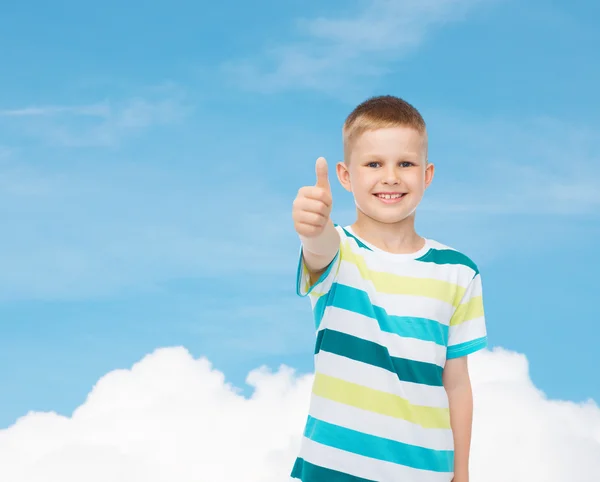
290, 224, 487, 482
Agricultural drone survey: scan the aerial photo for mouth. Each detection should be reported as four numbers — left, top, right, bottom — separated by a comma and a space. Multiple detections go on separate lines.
373, 192, 406, 202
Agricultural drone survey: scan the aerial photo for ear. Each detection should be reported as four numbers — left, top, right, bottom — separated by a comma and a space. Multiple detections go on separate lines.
336, 160, 353, 193
424, 161, 435, 189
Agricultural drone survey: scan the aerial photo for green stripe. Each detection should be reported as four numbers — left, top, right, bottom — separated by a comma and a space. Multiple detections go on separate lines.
315, 283, 448, 345
416, 247, 479, 275
315, 329, 444, 386
304, 416, 454, 472
296, 248, 340, 297
340, 227, 373, 251
291, 457, 376, 482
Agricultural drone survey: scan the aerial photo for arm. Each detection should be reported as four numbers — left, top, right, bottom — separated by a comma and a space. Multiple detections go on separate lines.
443, 356, 473, 482
292, 157, 340, 284
300, 219, 340, 284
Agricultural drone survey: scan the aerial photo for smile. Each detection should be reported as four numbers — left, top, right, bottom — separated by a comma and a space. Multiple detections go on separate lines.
374, 193, 406, 203
375, 193, 405, 199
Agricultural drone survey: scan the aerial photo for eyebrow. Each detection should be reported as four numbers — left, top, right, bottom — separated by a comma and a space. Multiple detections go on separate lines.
361, 153, 421, 162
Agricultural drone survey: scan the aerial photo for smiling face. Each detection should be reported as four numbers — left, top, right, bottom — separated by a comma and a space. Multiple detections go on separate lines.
336, 126, 434, 225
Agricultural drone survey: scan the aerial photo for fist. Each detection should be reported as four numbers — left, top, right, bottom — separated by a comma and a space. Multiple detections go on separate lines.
293, 157, 332, 238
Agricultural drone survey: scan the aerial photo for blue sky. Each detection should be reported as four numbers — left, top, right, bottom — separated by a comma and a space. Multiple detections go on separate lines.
1, 0, 599, 430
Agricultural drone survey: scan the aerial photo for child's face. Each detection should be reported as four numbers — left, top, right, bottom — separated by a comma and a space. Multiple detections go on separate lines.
337, 126, 434, 225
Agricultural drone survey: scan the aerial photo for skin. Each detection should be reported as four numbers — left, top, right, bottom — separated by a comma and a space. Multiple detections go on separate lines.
336, 125, 434, 254
291, 156, 338, 284
443, 356, 474, 482
291, 125, 473, 481
291, 125, 436, 279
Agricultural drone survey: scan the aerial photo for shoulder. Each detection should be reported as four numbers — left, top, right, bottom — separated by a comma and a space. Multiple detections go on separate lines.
418, 239, 480, 279
333, 224, 373, 251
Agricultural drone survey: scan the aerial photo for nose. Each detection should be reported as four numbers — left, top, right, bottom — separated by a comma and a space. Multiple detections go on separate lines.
382, 166, 400, 185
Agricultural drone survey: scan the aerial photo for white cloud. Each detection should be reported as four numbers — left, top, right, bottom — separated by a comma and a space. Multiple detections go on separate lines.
0, 86, 189, 147
222, 0, 496, 94
0, 104, 110, 118
468, 349, 600, 481
0, 348, 312, 482
0, 347, 598, 481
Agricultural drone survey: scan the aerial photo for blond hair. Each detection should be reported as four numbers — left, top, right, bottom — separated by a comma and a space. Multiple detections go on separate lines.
343, 95, 427, 162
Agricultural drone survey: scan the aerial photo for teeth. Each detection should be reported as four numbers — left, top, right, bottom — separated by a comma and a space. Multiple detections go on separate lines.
377, 193, 403, 199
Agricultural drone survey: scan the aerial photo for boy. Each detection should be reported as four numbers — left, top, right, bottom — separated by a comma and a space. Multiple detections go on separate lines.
290, 95, 487, 482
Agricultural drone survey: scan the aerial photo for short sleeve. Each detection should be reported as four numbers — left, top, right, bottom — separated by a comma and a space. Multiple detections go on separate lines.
446, 273, 488, 359
295, 227, 343, 330
295, 245, 341, 298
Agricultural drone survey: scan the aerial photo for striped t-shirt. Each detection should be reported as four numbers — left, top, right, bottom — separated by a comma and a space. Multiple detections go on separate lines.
291, 224, 487, 482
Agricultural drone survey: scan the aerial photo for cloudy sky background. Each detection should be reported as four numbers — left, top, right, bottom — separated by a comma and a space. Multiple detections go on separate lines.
1, 0, 599, 480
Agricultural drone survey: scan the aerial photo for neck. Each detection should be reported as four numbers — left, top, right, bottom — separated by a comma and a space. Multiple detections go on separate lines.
351, 210, 424, 254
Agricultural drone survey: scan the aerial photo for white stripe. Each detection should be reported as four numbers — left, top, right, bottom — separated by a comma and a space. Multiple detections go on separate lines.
309, 394, 454, 450
322, 306, 447, 366
337, 261, 456, 322
448, 316, 487, 346
468, 275, 483, 297
342, 237, 476, 288
315, 351, 449, 408
299, 437, 453, 482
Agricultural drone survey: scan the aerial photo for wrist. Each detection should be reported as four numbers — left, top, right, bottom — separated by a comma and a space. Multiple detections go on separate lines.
300, 219, 337, 256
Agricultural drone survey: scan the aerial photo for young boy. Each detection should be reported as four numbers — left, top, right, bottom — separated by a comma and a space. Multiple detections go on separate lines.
290, 95, 487, 482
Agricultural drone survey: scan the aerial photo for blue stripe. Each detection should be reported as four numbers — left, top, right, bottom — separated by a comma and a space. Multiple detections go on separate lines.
446, 336, 487, 359
315, 283, 448, 346
304, 416, 454, 473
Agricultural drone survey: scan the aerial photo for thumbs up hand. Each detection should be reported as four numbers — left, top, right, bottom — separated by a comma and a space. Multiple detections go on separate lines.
293, 157, 333, 238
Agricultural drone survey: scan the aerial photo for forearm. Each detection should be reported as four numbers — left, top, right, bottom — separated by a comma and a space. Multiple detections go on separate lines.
300, 219, 339, 272
447, 382, 473, 482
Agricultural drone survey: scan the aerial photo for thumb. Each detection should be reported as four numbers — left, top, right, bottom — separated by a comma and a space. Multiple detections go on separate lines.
315, 157, 330, 190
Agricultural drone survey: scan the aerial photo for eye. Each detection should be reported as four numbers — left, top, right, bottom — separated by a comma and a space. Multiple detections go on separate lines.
399, 161, 414, 168
366, 161, 380, 168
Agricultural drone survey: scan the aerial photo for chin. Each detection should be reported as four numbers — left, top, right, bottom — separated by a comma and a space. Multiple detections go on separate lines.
359, 208, 415, 225
378, 214, 414, 224
355, 196, 420, 223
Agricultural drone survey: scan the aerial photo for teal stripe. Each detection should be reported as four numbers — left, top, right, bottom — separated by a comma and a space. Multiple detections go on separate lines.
304, 416, 454, 473
315, 283, 448, 346
291, 457, 376, 482
296, 247, 340, 298
446, 336, 487, 359
315, 329, 444, 386
340, 227, 373, 251
416, 248, 479, 275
